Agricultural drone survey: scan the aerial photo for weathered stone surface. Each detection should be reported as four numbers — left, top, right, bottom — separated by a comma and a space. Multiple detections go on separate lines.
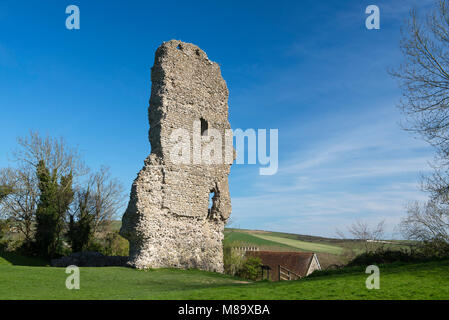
120, 40, 233, 272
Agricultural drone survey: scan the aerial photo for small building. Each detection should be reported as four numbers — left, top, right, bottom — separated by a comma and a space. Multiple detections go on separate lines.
246, 251, 321, 281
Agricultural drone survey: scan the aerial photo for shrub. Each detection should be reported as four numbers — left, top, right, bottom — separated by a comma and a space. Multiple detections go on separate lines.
347, 242, 449, 267
0, 220, 9, 239
0, 239, 40, 257
0, 240, 8, 252
102, 231, 129, 256
67, 209, 93, 253
347, 248, 417, 266
86, 231, 129, 256
419, 239, 449, 258
223, 242, 245, 276
236, 257, 262, 281
223, 242, 263, 280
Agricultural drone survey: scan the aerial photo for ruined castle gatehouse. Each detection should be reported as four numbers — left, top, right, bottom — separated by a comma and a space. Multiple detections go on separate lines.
120, 40, 233, 272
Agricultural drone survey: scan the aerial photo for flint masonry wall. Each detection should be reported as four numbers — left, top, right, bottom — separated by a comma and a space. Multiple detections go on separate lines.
120, 40, 233, 272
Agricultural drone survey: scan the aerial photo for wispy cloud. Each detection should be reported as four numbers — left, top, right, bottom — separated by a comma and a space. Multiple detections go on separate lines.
230, 105, 433, 237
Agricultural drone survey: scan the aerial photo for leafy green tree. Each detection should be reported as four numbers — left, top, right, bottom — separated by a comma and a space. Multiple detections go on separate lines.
34, 160, 73, 258
34, 161, 58, 257
67, 188, 93, 252
0, 131, 86, 245
67, 166, 125, 253
56, 171, 74, 249
0, 219, 9, 240
101, 231, 129, 256
223, 242, 245, 276
236, 257, 262, 281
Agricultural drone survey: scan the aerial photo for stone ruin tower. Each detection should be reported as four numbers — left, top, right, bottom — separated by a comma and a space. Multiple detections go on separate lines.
120, 40, 233, 272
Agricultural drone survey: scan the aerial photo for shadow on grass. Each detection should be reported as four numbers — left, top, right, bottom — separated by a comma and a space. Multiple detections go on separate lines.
0, 251, 49, 266
119, 267, 255, 293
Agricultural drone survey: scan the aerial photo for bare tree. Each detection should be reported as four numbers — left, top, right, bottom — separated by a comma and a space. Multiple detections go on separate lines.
336, 220, 386, 252
400, 201, 449, 242
0, 132, 86, 243
0, 167, 38, 242
390, 1, 449, 248
390, 1, 449, 161
66, 165, 125, 251
83, 166, 126, 237
12, 131, 87, 180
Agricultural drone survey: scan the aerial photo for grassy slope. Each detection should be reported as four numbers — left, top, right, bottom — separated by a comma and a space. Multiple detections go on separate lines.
225, 229, 410, 256
225, 229, 345, 255
250, 234, 344, 254
224, 230, 297, 250
185, 260, 449, 300
0, 258, 448, 299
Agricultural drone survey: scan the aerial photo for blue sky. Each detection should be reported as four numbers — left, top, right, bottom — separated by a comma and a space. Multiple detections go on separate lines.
0, 0, 437, 237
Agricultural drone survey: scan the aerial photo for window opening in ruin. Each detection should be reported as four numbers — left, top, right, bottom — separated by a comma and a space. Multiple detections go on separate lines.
209, 192, 214, 210
201, 118, 208, 136
177, 44, 182, 50
207, 190, 215, 218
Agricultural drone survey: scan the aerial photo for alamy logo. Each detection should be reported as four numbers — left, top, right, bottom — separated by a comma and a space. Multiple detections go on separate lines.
65, 265, 80, 290
169, 120, 279, 175
365, 265, 380, 289
66, 5, 80, 30
365, 5, 380, 30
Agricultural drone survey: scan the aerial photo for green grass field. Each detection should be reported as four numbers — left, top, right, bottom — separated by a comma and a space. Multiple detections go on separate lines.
250, 234, 344, 254
1, 227, 434, 299
0, 261, 449, 300
0, 255, 448, 299
224, 230, 297, 250
225, 229, 349, 251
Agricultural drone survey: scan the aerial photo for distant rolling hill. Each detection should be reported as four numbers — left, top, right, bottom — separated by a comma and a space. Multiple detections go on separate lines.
224, 229, 343, 254
223, 228, 411, 268
110, 222, 410, 268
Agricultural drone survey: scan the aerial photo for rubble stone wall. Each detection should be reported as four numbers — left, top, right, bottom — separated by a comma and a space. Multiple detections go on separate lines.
120, 40, 233, 272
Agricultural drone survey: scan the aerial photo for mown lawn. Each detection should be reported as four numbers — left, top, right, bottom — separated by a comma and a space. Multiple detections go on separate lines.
0, 257, 448, 299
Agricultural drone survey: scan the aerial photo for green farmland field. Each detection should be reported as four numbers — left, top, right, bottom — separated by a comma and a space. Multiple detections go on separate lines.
250, 234, 344, 254
224, 230, 297, 250
223, 228, 414, 268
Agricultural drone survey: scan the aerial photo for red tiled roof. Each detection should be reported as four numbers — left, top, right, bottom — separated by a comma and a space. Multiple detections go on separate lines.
246, 251, 315, 281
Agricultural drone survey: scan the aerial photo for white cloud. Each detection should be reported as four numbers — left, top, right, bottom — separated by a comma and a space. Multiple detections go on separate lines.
230, 106, 433, 237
